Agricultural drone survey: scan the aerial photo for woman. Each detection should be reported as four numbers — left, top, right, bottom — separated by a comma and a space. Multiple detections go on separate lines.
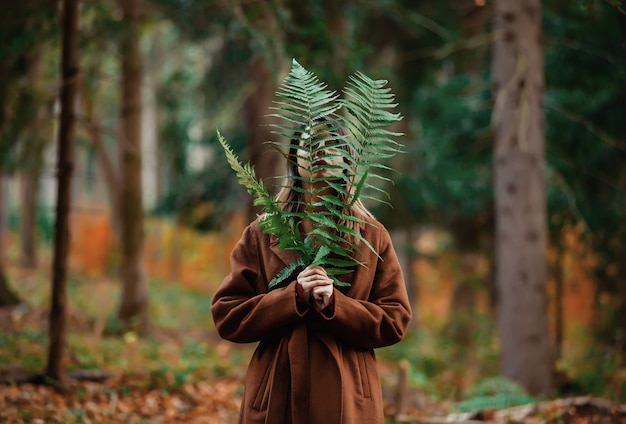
211, 117, 412, 424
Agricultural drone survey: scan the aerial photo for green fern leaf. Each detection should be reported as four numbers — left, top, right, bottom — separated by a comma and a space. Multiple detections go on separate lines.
268, 258, 307, 289
218, 59, 403, 291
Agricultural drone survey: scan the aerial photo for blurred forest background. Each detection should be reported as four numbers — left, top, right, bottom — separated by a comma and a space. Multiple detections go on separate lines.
1, 0, 625, 422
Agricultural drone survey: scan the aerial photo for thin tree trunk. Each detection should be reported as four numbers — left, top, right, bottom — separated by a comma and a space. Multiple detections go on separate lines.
0, 55, 19, 307
19, 48, 48, 269
0, 173, 20, 307
117, 0, 148, 333
554, 232, 564, 361
78, 82, 121, 235
391, 228, 418, 328
447, 0, 490, 324
19, 167, 39, 268
46, 0, 79, 383
492, 0, 553, 395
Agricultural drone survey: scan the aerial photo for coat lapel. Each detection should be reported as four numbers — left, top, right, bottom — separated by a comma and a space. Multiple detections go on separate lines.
269, 234, 302, 268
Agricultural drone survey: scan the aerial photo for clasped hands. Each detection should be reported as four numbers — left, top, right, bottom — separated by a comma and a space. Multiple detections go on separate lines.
297, 265, 334, 310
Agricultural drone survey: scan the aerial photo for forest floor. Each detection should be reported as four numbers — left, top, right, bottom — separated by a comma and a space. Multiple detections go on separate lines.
0, 266, 624, 423
1, 378, 625, 424
1, 303, 624, 424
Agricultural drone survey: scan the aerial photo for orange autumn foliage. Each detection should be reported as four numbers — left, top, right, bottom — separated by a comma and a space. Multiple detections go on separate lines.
65, 209, 597, 336
67, 209, 245, 291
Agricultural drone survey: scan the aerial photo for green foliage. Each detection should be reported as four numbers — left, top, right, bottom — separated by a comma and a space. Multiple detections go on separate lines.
454, 376, 536, 413
218, 59, 403, 288
379, 313, 501, 401
151, 34, 247, 232
0, 0, 58, 171
543, 1, 626, 349
397, 75, 492, 226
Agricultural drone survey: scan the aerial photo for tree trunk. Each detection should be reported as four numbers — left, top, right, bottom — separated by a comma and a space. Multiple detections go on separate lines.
117, 0, 148, 333
46, 0, 79, 383
19, 47, 48, 269
492, 0, 553, 395
324, 0, 349, 82
447, 0, 491, 323
391, 228, 418, 328
0, 173, 20, 307
553, 231, 564, 361
19, 167, 40, 268
78, 82, 121, 235
244, 56, 281, 221
242, 2, 284, 222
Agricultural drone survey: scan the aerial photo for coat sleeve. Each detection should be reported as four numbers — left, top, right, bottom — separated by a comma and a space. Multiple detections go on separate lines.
315, 226, 412, 349
210, 224, 308, 343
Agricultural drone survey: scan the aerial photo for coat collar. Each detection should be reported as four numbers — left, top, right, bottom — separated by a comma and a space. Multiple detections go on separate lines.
269, 233, 302, 267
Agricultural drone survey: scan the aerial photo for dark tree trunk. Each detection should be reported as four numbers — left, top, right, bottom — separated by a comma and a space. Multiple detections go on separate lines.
242, 2, 284, 222
117, 0, 149, 333
244, 56, 281, 222
46, 0, 79, 383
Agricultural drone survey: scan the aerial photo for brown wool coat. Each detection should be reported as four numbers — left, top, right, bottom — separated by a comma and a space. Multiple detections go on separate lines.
211, 216, 412, 424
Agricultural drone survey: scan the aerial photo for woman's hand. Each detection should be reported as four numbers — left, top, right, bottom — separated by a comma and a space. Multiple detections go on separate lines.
312, 283, 333, 310
297, 265, 333, 309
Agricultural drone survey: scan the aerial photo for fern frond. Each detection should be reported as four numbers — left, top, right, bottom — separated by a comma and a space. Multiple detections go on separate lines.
268, 258, 307, 289
339, 71, 404, 208
217, 130, 272, 203
219, 59, 403, 291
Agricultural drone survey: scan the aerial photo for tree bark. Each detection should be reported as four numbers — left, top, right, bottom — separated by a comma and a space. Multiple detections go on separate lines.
242, 2, 284, 222
244, 56, 281, 221
117, 0, 148, 333
492, 0, 553, 395
46, 0, 79, 383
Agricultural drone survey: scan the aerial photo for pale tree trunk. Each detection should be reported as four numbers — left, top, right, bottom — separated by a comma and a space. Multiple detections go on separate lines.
19, 170, 39, 268
0, 57, 20, 307
492, 0, 553, 395
46, 0, 79, 383
117, 0, 148, 333
0, 173, 20, 306
19, 49, 48, 269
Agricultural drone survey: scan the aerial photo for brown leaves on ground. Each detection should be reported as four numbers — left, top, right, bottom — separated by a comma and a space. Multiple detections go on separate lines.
0, 373, 241, 424
3, 375, 625, 424
393, 395, 626, 424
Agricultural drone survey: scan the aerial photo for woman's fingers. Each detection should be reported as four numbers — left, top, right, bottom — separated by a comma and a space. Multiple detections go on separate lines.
297, 265, 332, 301
312, 284, 333, 309
298, 266, 331, 285
299, 265, 327, 279
312, 284, 332, 299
